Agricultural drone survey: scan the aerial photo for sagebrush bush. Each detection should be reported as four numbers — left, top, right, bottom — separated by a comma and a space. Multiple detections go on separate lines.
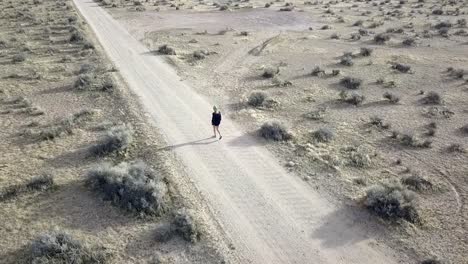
259, 122, 292, 141
353, 20, 363, 26
392, 63, 411, 73
393, 132, 432, 148
311, 128, 334, 143
447, 143, 465, 153
192, 50, 208, 60
402, 175, 433, 191
421, 91, 442, 104
91, 125, 133, 155
364, 182, 419, 223
369, 116, 391, 129
87, 161, 169, 215
0, 174, 54, 202
262, 66, 279, 78
421, 258, 445, 264
359, 47, 373, 56
461, 124, 468, 134
383, 92, 400, 103
339, 55, 353, 66
330, 33, 340, 39
12, 53, 26, 63
158, 44, 176, 55
304, 107, 327, 120
173, 209, 201, 242
434, 21, 452, 29
70, 31, 84, 43
311, 66, 325, 76
374, 33, 390, 44
39, 109, 95, 140
247, 91, 267, 107
340, 77, 362, 89
448, 68, 464, 79
340, 91, 365, 106
402, 37, 416, 46
74, 74, 94, 90
29, 231, 108, 263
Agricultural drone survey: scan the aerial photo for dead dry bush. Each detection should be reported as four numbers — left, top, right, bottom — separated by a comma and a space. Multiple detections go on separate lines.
0, 174, 55, 202
402, 175, 433, 191
391, 131, 432, 148
36, 109, 95, 140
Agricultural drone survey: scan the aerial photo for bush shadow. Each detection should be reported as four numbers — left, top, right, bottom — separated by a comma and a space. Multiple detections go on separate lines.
310, 205, 389, 248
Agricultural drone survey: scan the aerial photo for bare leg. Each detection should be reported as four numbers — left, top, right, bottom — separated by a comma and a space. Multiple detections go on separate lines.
212, 126, 217, 137
216, 126, 222, 139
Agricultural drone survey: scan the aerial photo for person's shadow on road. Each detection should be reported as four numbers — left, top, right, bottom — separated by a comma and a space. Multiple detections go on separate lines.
157, 137, 218, 151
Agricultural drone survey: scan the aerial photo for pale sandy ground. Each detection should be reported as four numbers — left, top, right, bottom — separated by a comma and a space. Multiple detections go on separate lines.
102, 0, 468, 263
73, 0, 416, 263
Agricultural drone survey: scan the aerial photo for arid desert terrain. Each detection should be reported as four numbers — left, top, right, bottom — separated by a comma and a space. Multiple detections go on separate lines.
1, 0, 467, 263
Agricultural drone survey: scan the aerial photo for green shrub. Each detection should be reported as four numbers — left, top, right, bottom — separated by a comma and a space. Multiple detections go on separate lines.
87, 161, 169, 215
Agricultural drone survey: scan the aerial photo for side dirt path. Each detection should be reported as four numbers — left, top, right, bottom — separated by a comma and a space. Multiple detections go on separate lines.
73, 1, 402, 263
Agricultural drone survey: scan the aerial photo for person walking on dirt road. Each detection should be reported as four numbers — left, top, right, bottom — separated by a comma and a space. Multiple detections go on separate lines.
212, 106, 222, 140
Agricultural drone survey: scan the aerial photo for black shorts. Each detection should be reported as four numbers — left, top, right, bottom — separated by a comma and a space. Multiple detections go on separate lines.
212, 121, 220, 126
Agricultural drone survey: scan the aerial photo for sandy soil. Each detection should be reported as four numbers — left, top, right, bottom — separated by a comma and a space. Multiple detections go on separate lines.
0, 0, 230, 263
101, 0, 468, 263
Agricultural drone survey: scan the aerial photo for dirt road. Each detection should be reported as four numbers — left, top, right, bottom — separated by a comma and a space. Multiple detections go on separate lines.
73, 1, 400, 263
